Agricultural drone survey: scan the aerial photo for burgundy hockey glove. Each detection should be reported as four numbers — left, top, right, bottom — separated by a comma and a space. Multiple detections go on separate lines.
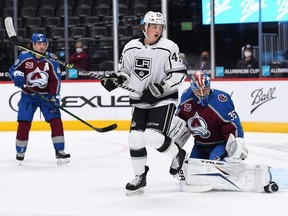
141, 83, 164, 104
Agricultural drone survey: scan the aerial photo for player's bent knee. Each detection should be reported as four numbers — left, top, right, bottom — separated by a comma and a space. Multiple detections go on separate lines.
143, 129, 172, 152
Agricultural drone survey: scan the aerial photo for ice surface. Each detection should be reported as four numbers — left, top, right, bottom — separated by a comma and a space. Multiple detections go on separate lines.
0, 131, 287, 216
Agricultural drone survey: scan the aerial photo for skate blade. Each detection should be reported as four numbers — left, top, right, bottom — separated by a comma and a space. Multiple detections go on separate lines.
57, 158, 70, 165
126, 188, 144, 196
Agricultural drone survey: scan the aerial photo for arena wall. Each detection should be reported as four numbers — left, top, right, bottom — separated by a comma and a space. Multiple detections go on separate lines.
1, 79, 287, 133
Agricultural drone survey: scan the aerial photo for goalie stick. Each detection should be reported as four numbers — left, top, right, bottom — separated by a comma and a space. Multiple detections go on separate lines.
4, 17, 141, 95
23, 85, 117, 133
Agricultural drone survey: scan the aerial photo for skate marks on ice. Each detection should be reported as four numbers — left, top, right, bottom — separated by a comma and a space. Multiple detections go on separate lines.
0, 131, 287, 216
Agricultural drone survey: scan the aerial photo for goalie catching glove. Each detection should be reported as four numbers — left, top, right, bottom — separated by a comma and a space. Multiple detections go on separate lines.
141, 83, 164, 104
224, 133, 248, 163
101, 73, 126, 92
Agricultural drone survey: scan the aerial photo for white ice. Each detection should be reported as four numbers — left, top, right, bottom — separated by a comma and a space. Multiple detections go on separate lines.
0, 130, 287, 216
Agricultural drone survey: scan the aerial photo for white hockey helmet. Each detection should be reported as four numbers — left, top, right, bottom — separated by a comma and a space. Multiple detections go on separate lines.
142, 11, 165, 26
141, 11, 165, 40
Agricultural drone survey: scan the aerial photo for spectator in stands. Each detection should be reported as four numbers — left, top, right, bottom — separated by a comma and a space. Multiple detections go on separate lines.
179, 52, 192, 70
193, 50, 211, 70
236, 44, 259, 69
69, 41, 89, 70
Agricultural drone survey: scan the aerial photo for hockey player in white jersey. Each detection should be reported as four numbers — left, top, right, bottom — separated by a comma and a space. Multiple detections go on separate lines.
101, 11, 187, 195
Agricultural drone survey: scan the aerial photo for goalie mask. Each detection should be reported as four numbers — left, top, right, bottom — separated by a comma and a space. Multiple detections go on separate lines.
141, 11, 165, 39
191, 71, 211, 107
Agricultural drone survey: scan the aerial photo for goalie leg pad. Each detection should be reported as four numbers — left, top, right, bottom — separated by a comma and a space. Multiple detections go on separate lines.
185, 158, 274, 192
175, 168, 213, 193
168, 116, 191, 148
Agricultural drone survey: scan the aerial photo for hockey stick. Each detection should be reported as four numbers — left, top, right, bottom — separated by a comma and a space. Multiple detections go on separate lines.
4, 17, 141, 95
22, 85, 117, 133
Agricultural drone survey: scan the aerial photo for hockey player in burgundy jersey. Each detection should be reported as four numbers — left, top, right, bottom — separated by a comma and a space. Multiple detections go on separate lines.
170, 70, 248, 162
9, 33, 70, 165
169, 71, 280, 193
101, 11, 187, 195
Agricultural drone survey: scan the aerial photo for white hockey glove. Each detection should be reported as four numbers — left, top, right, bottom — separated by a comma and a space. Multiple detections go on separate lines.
224, 133, 248, 163
169, 116, 191, 148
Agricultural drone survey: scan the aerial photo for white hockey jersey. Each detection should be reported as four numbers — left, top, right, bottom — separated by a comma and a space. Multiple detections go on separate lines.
119, 36, 187, 108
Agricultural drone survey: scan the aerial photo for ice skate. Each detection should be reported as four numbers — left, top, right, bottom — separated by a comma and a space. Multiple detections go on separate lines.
16, 153, 25, 165
126, 166, 149, 196
170, 148, 186, 175
55, 150, 70, 165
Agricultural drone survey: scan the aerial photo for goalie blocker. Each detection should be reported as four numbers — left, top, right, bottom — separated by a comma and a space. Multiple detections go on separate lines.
180, 158, 279, 193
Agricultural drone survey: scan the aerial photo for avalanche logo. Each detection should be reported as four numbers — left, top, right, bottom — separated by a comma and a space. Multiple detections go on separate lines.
218, 94, 227, 102
26, 67, 49, 89
187, 112, 211, 139
133, 57, 151, 80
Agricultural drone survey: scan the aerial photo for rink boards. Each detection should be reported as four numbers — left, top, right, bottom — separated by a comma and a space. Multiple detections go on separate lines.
1, 79, 288, 132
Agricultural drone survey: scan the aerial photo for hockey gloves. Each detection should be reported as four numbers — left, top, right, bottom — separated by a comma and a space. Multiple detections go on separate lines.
141, 83, 164, 104
101, 73, 126, 92
13, 70, 25, 88
224, 134, 248, 163
47, 95, 60, 112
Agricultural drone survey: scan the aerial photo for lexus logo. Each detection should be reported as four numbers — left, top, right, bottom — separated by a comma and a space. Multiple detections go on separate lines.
9, 92, 131, 112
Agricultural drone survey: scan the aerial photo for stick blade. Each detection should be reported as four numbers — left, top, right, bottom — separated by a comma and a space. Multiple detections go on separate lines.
4, 17, 19, 45
94, 123, 117, 132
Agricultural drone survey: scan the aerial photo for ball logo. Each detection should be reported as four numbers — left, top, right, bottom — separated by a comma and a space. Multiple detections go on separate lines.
250, 87, 276, 114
